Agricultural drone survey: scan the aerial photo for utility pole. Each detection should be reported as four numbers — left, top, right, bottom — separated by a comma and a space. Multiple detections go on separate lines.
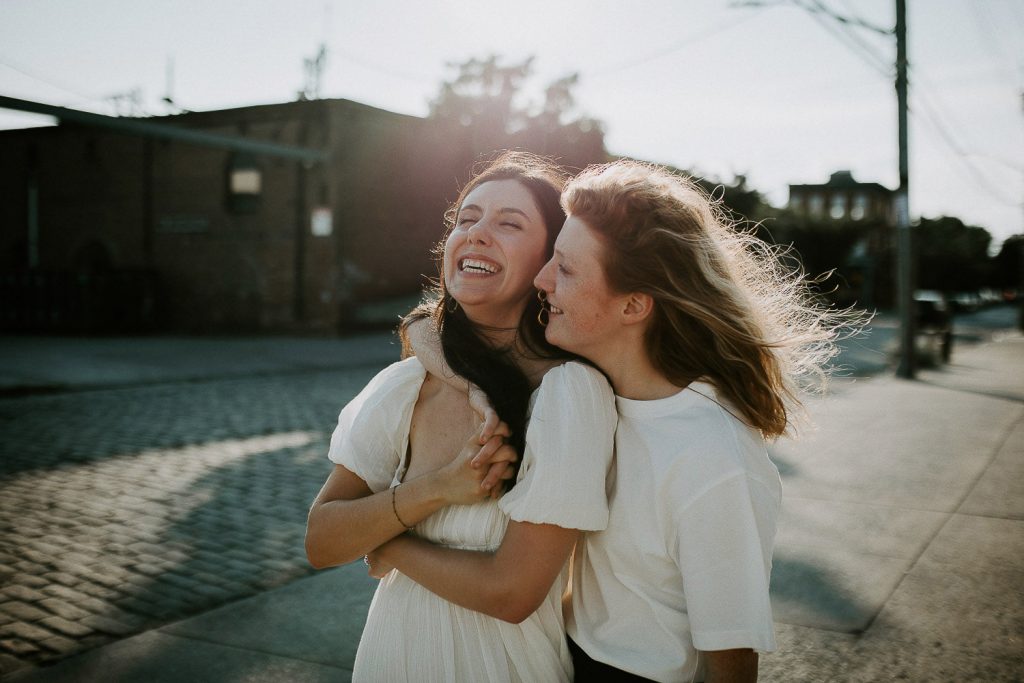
732, 0, 917, 378
894, 0, 915, 378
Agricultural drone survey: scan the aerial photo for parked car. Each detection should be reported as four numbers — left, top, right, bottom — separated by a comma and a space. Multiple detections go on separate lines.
915, 290, 950, 329
914, 290, 952, 362
951, 291, 981, 313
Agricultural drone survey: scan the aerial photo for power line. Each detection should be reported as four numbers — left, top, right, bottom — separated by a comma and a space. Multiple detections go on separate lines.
909, 87, 1020, 207
807, 0, 892, 67
795, 0, 892, 77
0, 55, 157, 118
0, 55, 103, 105
910, 61, 1023, 191
803, 0, 891, 34
330, 47, 437, 85
584, 11, 762, 78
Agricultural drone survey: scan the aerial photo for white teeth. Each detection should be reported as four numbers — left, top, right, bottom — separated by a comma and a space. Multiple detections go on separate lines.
549, 305, 563, 314
460, 259, 498, 274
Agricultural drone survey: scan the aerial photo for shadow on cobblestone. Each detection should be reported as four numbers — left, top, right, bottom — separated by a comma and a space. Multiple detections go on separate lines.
108, 435, 330, 634
0, 432, 337, 674
0, 367, 379, 674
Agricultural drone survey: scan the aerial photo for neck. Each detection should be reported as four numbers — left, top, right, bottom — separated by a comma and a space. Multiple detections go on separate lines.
460, 303, 554, 388
472, 322, 519, 349
462, 304, 521, 346
591, 336, 684, 401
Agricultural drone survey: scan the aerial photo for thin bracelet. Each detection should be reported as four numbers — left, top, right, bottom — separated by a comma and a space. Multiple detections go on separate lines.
391, 485, 414, 530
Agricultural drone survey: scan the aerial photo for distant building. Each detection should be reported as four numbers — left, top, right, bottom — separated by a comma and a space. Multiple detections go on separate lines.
0, 98, 605, 333
787, 171, 896, 309
788, 170, 893, 223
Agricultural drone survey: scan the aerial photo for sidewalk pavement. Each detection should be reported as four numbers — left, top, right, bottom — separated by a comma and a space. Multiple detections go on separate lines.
4, 332, 1023, 682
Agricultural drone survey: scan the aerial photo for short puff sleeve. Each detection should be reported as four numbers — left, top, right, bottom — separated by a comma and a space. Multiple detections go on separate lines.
499, 362, 616, 531
326, 357, 425, 493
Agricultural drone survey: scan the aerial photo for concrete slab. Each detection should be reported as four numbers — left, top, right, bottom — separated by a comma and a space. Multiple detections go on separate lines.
770, 544, 911, 633
773, 378, 1021, 511
5, 631, 351, 683
771, 497, 950, 634
918, 333, 1024, 404
161, 562, 376, 670
762, 621, 1023, 682
959, 418, 1024, 519
777, 497, 948, 560
865, 514, 1024, 663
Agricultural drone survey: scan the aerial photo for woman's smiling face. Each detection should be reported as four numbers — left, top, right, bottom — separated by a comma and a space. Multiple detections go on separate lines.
444, 179, 551, 329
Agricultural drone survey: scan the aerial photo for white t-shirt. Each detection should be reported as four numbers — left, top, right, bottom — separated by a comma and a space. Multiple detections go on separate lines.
567, 381, 781, 683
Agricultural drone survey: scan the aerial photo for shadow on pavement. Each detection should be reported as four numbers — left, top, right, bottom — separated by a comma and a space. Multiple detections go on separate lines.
770, 555, 873, 634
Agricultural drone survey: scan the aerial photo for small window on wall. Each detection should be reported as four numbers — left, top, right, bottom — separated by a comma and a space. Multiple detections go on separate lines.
808, 193, 825, 217
851, 193, 869, 220
227, 153, 262, 213
788, 195, 803, 212
830, 194, 847, 220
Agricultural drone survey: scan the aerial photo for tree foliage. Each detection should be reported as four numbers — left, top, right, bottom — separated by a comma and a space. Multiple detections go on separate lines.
915, 216, 993, 292
430, 56, 534, 132
428, 55, 605, 165
991, 234, 1024, 290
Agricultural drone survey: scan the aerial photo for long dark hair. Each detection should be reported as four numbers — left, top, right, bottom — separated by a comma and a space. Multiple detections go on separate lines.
401, 151, 572, 482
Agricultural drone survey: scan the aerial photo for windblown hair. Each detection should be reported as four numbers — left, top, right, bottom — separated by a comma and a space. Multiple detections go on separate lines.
563, 159, 857, 439
400, 151, 572, 477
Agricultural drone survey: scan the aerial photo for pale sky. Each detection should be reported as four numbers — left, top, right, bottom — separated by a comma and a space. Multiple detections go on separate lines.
2, 0, 1022, 248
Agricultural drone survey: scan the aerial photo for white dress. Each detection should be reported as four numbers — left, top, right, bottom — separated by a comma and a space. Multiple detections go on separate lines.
327, 357, 617, 683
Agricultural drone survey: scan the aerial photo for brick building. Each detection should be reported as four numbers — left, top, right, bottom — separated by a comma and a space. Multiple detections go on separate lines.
0, 98, 604, 333
787, 170, 894, 223
786, 170, 896, 309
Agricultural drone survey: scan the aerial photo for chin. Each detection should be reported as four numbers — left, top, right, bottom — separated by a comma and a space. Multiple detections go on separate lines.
543, 326, 569, 352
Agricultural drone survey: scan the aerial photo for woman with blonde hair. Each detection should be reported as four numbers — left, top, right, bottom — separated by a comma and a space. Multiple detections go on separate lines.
382, 159, 851, 681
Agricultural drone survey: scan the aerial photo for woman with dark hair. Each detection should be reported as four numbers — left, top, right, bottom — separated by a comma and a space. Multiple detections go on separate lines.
388, 159, 853, 681
305, 152, 616, 682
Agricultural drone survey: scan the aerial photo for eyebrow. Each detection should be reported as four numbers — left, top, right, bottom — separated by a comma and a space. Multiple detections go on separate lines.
459, 204, 532, 220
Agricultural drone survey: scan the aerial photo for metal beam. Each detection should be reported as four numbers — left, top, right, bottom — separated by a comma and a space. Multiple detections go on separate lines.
0, 95, 329, 163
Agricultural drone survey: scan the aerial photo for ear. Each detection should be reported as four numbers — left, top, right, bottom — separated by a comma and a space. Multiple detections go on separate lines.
621, 292, 654, 327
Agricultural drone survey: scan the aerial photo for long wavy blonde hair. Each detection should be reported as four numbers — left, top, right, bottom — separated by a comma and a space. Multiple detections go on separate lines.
563, 159, 858, 439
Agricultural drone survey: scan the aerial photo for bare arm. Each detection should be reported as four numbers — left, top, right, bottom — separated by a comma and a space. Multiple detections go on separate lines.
704, 649, 759, 683
367, 520, 578, 624
305, 427, 506, 568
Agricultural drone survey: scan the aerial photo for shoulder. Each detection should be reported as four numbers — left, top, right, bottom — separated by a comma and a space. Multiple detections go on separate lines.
537, 361, 613, 401
357, 356, 425, 401
327, 358, 425, 480
654, 384, 776, 498
340, 357, 425, 420
526, 362, 616, 454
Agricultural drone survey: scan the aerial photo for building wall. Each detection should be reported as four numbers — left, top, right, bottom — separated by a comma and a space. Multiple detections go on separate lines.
0, 98, 607, 333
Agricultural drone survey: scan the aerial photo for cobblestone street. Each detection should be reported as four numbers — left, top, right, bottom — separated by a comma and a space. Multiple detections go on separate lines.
0, 359, 392, 674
